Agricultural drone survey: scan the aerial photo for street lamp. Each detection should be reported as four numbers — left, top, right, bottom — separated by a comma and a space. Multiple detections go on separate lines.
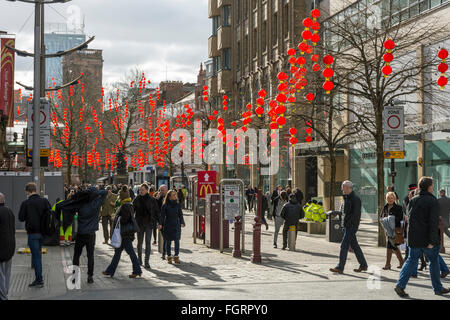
4, 0, 94, 194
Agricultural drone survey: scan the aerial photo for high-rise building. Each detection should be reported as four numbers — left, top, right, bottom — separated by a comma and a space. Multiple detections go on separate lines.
44, 23, 86, 88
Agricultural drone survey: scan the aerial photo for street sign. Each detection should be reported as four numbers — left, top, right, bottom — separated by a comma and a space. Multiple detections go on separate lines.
198, 170, 217, 199
384, 151, 405, 159
384, 105, 404, 159
383, 105, 404, 134
27, 100, 51, 158
224, 184, 241, 220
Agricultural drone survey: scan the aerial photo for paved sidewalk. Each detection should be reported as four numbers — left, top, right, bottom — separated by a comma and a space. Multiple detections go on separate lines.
8, 210, 450, 300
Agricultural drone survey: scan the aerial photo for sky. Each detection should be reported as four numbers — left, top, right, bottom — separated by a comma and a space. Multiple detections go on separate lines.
0, 0, 210, 90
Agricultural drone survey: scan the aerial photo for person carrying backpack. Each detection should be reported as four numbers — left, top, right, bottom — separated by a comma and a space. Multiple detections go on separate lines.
18, 182, 52, 288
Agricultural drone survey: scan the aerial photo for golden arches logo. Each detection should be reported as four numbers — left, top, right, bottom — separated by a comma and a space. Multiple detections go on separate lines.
199, 184, 213, 198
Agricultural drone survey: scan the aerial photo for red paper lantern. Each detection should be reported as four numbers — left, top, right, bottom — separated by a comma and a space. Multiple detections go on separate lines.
296, 57, 306, 65
275, 105, 286, 114
298, 42, 308, 52
383, 53, 394, 63
269, 122, 278, 130
256, 97, 265, 105
323, 68, 334, 78
302, 18, 313, 28
311, 21, 321, 31
323, 55, 334, 65
306, 127, 313, 134
311, 54, 319, 62
382, 65, 392, 76
277, 72, 289, 81
311, 9, 321, 18
289, 128, 297, 135
288, 96, 296, 103
313, 64, 321, 72
278, 83, 288, 92
287, 48, 296, 56
384, 39, 395, 50
258, 89, 267, 97
269, 100, 277, 108
305, 93, 315, 101
323, 81, 334, 92
302, 30, 312, 40
438, 63, 448, 73
437, 76, 448, 87
232, 121, 237, 127
438, 48, 449, 60
255, 106, 264, 115
276, 94, 287, 103
289, 137, 298, 145
311, 33, 320, 44
276, 116, 286, 126
305, 136, 313, 143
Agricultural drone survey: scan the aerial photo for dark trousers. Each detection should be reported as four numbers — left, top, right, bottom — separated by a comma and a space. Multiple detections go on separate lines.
28, 234, 43, 282
101, 216, 113, 242
282, 224, 297, 248
337, 227, 367, 270
137, 224, 153, 264
165, 239, 180, 257
105, 238, 142, 276
73, 233, 96, 277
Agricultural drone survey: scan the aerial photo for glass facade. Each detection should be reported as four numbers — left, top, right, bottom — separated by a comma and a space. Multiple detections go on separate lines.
44, 33, 86, 88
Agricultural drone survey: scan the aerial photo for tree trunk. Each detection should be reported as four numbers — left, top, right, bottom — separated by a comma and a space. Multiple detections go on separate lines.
67, 154, 72, 185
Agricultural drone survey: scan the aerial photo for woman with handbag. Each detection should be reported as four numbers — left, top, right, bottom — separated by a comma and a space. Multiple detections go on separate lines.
103, 192, 142, 278
381, 191, 404, 270
160, 190, 185, 264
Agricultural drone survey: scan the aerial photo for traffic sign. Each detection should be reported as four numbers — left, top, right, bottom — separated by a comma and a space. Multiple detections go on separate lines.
224, 184, 241, 220
384, 105, 404, 134
198, 171, 217, 199
384, 151, 405, 159
384, 133, 404, 152
27, 100, 51, 153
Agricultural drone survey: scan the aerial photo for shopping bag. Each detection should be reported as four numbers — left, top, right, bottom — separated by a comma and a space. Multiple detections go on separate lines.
111, 216, 122, 248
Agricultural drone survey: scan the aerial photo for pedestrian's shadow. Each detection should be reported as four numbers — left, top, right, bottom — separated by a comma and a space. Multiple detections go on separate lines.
259, 259, 329, 280
146, 267, 199, 286
172, 262, 226, 283
290, 249, 340, 259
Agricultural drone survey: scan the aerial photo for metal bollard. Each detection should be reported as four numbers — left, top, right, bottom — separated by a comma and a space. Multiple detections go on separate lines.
288, 225, 297, 251
233, 216, 242, 258
251, 216, 262, 263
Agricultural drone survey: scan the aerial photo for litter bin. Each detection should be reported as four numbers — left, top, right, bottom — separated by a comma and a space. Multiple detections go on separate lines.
326, 211, 343, 243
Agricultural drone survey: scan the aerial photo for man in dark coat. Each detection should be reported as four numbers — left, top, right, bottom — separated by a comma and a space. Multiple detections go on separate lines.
438, 189, 450, 239
271, 185, 282, 217
18, 182, 52, 288
395, 177, 450, 297
72, 187, 107, 284
330, 180, 368, 274
281, 194, 302, 250
0, 193, 15, 300
133, 183, 161, 268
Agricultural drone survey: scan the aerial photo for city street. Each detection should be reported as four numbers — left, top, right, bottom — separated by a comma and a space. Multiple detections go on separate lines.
8, 210, 450, 300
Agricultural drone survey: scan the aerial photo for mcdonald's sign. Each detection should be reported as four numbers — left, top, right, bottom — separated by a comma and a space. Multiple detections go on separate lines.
197, 170, 217, 199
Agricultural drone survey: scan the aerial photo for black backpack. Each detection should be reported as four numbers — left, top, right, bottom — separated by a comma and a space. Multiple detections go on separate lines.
41, 202, 58, 236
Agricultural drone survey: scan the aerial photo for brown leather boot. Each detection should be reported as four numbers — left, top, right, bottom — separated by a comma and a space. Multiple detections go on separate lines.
167, 256, 173, 264
174, 256, 180, 264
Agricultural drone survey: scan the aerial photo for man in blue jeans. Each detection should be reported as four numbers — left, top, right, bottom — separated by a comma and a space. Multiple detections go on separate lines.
330, 180, 368, 274
395, 176, 450, 297
18, 182, 52, 288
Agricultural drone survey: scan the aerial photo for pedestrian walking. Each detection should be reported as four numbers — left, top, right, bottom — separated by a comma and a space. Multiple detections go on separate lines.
156, 185, 169, 256
273, 191, 288, 248
293, 188, 304, 207
395, 176, 450, 297
437, 189, 450, 239
246, 186, 255, 213
103, 195, 142, 278
330, 180, 368, 274
380, 192, 404, 270
177, 187, 185, 209
160, 190, 185, 264
261, 191, 269, 230
72, 187, 107, 284
271, 185, 282, 218
280, 194, 302, 250
265, 191, 273, 220
0, 193, 15, 300
18, 182, 52, 288
133, 183, 161, 269
100, 186, 116, 244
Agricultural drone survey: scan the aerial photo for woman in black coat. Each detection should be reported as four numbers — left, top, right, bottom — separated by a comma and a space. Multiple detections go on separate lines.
380, 192, 404, 270
160, 190, 185, 264
103, 197, 142, 278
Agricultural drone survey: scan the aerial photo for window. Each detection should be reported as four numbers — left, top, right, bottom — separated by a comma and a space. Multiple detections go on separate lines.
282, 2, 289, 38
237, 41, 241, 70
213, 56, 220, 76
253, 28, 258, 57
222, 48, 231, 70
222, 5, 232, 26
272, 13, 278, 46
212, 16, 219, 36
262, 21, 267, 52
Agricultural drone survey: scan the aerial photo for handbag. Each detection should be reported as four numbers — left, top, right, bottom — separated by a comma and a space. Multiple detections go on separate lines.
121, 215, 140, 234
111, 216, 122, 248
394, 227, 404, 245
